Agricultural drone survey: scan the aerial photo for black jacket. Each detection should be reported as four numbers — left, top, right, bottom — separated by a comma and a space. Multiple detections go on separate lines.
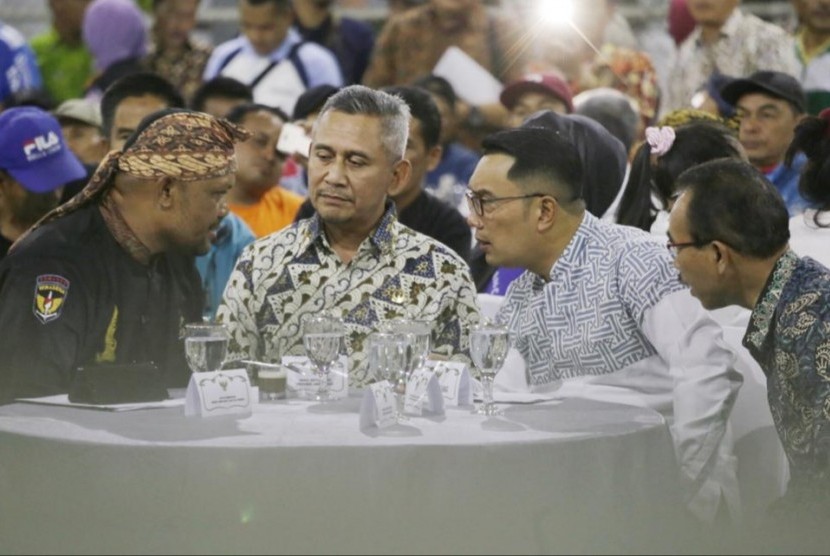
0, 204, 203, 403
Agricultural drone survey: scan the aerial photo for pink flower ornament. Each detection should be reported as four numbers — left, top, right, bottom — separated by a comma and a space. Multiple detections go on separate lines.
645, 126, 676, 157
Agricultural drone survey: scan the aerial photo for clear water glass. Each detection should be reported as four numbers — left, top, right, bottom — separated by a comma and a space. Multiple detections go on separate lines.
302, 314, 345, 402
385, 318, 433, 373
184, 322, 229, 373
366, 331, 410, 421
470, 321, 511, 416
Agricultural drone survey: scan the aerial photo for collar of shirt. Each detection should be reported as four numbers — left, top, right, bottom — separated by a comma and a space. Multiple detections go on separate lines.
796, 29, 830, 64
99, 193, 154, 265
302, 201, 400, 261
547, 211, 593, 282
240, 27, 302, 62
744, 248, 799, 355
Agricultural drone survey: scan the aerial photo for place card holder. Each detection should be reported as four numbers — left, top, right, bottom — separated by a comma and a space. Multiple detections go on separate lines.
428, 361, 473, 406
184, 368, 253, 418
360, 381, 398, 430
403, 367, 444, 416
282, 355, 349, 399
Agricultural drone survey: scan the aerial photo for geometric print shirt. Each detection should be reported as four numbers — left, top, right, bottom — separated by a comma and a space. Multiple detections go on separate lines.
743, 250, 830, 504
217, 205, 480, 387
499, 212, 687, 386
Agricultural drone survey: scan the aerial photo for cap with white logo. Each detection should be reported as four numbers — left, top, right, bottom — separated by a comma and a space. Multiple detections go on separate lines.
0, 106, 87, 193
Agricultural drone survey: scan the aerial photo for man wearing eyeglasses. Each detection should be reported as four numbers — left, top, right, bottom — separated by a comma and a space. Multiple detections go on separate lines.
468, 125, 742, 524
669, 158, 830, 538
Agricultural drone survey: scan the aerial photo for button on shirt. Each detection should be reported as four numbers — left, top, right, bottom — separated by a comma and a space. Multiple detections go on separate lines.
217, 206, 480, 387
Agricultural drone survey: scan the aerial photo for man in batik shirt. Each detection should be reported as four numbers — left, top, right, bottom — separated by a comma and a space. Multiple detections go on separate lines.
468, 124, 742, 523
670, 158, 830, 529
217, 85, 480, 387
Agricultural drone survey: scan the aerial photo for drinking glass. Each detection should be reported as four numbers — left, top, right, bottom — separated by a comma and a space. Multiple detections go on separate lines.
184, 322, 230, 373
469, 320, 511, 416
302, 314, 345, 402
385, 318, 432, 373
366, 331, 410, 421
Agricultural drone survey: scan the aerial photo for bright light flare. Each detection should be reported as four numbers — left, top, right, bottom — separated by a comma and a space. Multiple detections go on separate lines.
537, 0, 575, 27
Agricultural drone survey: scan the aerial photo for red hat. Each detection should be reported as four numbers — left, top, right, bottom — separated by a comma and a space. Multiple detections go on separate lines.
500, 72, 574, 113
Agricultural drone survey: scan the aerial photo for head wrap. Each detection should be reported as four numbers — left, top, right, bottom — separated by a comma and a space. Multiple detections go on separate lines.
522, 111, 628, 218
13, 111, 251, 248
83, 0, 148, 72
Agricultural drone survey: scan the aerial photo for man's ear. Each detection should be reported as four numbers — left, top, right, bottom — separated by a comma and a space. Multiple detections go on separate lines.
389, 159, 412, 194
157, 177, 178, 210
711, 240, 732, 274
537, 196, 557, 232
426, 145, 443, 172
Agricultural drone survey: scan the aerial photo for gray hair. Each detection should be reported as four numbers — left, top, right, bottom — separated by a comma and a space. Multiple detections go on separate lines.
317, 85, 410, 161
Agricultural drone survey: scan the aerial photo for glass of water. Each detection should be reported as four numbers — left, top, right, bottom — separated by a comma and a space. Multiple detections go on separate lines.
302, 314, 345, 402
470, 320, 511, 416
184, 322, 230, 373
385, 318, 432, 373
366, 331, 410, 421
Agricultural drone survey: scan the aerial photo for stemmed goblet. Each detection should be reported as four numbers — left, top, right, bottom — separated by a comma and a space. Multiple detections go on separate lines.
469, 320, 511, 416
302, 314, 345, 402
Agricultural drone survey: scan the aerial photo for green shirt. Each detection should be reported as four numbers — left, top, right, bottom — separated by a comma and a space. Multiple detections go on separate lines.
30, 30, 93, 103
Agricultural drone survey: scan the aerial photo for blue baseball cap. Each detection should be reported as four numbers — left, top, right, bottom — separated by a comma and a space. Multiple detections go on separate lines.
0, 106, 87, 193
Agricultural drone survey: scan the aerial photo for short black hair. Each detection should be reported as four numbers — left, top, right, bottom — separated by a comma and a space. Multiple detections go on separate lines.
225, 103, 288, 125
243, 0, 291, 11
676, 158, 789, 258
381, 85, 441, 149
481, 126, 583, 205
190, 77, 253, 112
412, 74, 457, 109
101, 72, 185, 138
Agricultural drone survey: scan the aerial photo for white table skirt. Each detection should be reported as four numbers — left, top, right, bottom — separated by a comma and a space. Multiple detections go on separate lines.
0, 395, 687, 554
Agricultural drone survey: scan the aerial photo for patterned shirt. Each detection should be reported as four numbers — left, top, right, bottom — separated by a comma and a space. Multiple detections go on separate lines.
217, 205, 480, 387
743, 250, 830, 505
500, 213, 686, 384
144, 39, 212, 104
497, 212, 741, 521
362, 3, 527, 88
664, 9, 800, 115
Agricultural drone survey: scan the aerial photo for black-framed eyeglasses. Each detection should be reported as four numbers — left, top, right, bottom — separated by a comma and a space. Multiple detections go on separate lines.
465, 190, 546, 217
666, 239, 710, 256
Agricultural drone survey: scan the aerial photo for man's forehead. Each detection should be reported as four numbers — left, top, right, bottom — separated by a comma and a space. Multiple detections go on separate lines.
314, 111, 383, 150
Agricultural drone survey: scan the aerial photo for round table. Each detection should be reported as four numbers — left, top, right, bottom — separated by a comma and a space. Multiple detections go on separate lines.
0, 395, 685, 554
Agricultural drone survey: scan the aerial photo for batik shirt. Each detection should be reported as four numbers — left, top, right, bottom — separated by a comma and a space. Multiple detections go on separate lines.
498, 212, 742, 521
664, 9, 800, 115
743, 250, 830, 503
217, 206, 480, 387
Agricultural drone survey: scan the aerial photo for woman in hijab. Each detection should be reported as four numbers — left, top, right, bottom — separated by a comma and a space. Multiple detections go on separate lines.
83, 0, 149, 101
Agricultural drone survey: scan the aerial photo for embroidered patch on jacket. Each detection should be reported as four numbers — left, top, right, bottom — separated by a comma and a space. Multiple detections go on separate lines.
33, 274, 70, 324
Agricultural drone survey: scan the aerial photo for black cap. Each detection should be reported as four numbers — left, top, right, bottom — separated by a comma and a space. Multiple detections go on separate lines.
720, 70, 806, 113
292, 85, 340, 120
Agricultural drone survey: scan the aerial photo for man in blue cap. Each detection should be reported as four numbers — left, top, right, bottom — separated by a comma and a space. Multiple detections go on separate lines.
0, 107, 87, 259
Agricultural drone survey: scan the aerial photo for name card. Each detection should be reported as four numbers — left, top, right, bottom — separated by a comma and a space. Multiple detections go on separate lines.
360, 381, 398, 430
185, 368, 253, 418
282, 355, 349, 399
403, 368, 444, 416
429, 361, 473, 406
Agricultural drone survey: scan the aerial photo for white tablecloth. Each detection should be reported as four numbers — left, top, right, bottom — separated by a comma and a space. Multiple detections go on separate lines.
0, 395, 686, 554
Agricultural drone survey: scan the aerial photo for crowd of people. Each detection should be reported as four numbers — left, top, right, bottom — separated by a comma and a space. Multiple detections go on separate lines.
0, 0, 829, 551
